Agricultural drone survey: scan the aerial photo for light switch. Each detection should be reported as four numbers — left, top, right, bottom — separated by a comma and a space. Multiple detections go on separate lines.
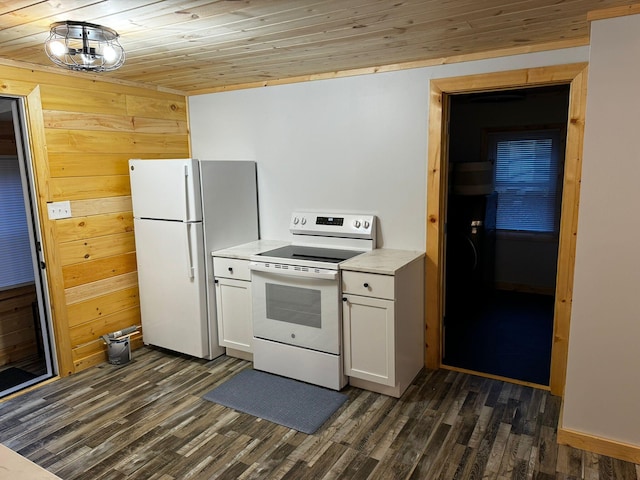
47, 201, 72, 220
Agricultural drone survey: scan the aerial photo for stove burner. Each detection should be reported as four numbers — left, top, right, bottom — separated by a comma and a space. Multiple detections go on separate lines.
257, 245, 363, 265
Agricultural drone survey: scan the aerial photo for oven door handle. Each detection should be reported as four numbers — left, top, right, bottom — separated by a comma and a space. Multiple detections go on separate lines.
248, 262, 338, 280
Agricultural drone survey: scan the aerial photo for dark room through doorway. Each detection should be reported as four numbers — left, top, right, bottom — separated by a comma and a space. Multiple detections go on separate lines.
442, 84, 570, 386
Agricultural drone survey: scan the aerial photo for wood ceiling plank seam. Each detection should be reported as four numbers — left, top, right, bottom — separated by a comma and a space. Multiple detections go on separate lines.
0, 0, 634, 92
184, 38, 589, 94
113, 0, 393, 40
115, 17, 590, 83
0, 0, 525, 52
113, 0, 533, 55
0, 1, 158, 35
0, 1, 205, 46
90, 0, 271, 31
112, 4, 595, 71
0, 1, 45, 16
0, 1, 604, 56
119, 0, 532, 41
3, 9, 582, 70
115, 0, 587, 56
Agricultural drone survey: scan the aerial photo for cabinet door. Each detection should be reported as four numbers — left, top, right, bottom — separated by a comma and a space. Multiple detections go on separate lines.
343, 294, 395, 387
215, 278, 253, 352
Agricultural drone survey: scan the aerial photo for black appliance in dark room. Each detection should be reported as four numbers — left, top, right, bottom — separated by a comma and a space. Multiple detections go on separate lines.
445, 162, 497, 316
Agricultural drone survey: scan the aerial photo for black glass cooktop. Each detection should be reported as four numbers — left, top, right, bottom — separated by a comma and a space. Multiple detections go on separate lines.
257, 245, 363, 264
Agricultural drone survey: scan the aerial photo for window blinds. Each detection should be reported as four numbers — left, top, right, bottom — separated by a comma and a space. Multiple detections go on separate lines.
489, 129, 562, 233
0, 157, 34, 289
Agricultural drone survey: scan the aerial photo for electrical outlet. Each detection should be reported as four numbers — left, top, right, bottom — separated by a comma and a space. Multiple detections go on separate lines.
47, 201, 72, 220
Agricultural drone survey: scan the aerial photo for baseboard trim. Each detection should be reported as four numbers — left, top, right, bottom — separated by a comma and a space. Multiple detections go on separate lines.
557, 427, 640, 464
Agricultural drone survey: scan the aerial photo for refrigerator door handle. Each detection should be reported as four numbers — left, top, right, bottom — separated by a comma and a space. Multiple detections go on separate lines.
185, 223, 195, 279
184, 164, 190, 221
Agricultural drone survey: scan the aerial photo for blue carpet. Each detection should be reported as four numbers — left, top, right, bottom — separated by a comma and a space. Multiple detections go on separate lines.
203, 369, 348, 434
444, 290, 554, 385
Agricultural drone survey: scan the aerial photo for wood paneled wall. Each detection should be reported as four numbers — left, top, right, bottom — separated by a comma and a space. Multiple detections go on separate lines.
0, 62, 190, 376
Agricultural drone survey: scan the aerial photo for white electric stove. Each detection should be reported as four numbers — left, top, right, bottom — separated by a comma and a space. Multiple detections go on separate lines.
249, 211, 376, 389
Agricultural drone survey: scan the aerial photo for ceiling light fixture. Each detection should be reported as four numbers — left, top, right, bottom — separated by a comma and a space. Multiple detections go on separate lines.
44, 20, 125, 72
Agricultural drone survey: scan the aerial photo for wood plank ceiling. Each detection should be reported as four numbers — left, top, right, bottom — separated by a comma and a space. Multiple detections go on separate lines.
0, 0, 637, 94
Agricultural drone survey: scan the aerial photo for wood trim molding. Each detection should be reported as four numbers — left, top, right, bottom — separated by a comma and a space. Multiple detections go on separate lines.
0, 57, 188, 97
425, 63, 588, 397
25, 86, 75, 377
189, 38, 589, 95
587, 4, 640, 22
549, 66, 588, 395
558, 427, 640, 464
425, 81, 444, 369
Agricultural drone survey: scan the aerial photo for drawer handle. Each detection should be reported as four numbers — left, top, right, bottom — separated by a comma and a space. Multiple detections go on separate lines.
228, 267, 233, 273
363, 282, 369, 288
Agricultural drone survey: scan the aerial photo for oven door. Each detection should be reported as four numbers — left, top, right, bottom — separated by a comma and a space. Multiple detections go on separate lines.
250, 263, 341, 355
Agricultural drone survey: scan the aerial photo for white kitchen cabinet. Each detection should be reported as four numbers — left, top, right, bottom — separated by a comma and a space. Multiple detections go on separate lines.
342, 292, 395, 386
341, 250, 424, 398
213, 256, 253, 359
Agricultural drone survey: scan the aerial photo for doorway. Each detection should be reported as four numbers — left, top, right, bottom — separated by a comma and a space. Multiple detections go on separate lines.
0, 97, 56, 397
425, 63, 588, 395
442, 85, 569, 386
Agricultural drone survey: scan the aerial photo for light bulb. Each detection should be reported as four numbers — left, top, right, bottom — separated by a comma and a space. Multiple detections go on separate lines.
103, 45, 117, 63
49, 40, 66, 57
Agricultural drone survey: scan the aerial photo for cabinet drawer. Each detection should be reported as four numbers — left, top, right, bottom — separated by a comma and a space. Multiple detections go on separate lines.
342, 271, 394, 300
213, 257, 251, 281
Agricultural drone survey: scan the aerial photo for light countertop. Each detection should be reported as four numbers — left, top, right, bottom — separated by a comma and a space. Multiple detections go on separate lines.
340, 248, 425, 275
213, 241, 424, 275
212, 239, 289, 260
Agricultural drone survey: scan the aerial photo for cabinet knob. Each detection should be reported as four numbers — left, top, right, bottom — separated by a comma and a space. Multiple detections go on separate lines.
363, 282, 369, 288
228, 267, 233, 273
214, 279, 219, 284
342, 297, 347, 302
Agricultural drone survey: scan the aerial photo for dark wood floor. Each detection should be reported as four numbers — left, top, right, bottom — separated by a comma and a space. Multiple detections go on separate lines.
0, 347, 638, 479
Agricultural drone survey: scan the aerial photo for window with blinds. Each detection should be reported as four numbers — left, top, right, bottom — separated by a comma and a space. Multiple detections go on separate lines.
0, 157, 34, 290
487, 128, 564, 233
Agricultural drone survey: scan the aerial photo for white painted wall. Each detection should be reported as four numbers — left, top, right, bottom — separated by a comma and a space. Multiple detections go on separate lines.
562, 14, 640, 445
189, 47, 588, 250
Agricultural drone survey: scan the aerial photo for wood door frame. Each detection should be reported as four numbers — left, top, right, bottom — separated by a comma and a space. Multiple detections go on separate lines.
425, 63, 588, 396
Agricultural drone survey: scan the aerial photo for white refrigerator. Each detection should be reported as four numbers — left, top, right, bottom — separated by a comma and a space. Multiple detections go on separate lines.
129, 159, 259, 359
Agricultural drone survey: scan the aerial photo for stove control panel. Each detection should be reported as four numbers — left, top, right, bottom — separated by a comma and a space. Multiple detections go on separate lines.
290, 211, 376, 240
